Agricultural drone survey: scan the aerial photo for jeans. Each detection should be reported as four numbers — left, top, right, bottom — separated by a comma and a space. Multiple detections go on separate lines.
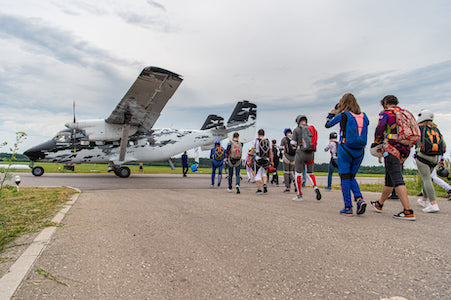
327, 159, 338, 188
228, 164, 241, 189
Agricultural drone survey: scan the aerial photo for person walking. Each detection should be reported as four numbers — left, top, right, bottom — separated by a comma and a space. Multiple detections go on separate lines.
245, 149, 256, 182
292, 115, 321, 201
323, 132, 338, 190
250, 129, 273, 194
369, 95, 417, 220
326, 93, 369, 215
210, 140, 225, 187
280, 128, 296, 193
181, 151, 189, 177
415, 109, 446, 213
270, 139, 280, 186
226, 132, 243, 194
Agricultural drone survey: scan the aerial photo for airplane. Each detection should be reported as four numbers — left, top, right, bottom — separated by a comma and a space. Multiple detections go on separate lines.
23, 66, 257, 177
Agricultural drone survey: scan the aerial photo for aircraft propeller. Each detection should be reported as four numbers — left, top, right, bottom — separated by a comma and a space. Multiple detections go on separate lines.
72, 100, 76, 153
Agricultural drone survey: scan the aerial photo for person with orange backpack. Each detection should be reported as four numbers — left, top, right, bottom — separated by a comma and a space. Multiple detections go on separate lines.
210, 140, 225, 187
415, 109, 446, 213
369, 95, 419, 220
291, 115, 321, 201
226, 132, 243, 194
326, 94, 369, 216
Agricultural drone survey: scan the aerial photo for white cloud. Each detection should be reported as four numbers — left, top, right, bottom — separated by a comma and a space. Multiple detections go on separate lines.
0, 0, 450, 164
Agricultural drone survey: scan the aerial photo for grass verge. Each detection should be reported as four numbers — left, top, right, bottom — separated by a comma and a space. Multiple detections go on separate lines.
335, 175, 450, 199
0, 186, 76, 250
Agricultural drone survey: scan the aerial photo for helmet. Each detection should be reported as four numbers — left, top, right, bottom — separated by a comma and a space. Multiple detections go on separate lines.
436, 167, 449, 179
417, 109, 434, 124
329, 132, 338, 139
295, 115, 307, 124
284, 128, 292, 135
214, 140, 220, 145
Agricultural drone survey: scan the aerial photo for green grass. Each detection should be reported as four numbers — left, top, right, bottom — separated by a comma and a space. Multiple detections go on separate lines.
0, 186, 76, 250
331, 175, 450, 199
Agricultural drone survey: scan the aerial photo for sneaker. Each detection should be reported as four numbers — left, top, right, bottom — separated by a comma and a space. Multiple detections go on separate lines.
227, 188, 232, 192
263, 186, 268, 193
236, 185, 240, 194
423, 203, 440, 213
256, 190, 263, 195
292, 195, 304, 201
324, 186, 332, 190
370, 201, 383, 213
315, 188, 321, 200
417, 198, 429, 208
283, 188, 290, 193
356, 199, 367, 215
340, 207, 353, 216
393, 209, 416, 221
210, 184, 214, 188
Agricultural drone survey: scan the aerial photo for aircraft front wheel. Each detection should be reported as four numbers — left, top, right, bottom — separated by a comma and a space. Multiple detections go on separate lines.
32, 166, 44, 176
117, 166, 131, 178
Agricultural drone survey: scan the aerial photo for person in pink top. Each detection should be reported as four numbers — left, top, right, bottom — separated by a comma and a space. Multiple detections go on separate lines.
326, 93, 369, 216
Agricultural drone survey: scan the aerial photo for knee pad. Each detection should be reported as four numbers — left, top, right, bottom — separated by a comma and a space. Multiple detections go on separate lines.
340, 173, 353, 180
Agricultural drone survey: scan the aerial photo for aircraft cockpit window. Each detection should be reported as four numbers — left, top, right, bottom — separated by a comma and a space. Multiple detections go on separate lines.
55, 132, 71, 143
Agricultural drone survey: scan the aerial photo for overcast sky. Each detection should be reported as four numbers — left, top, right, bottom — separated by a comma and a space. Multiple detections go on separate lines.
0, 0, 450, 168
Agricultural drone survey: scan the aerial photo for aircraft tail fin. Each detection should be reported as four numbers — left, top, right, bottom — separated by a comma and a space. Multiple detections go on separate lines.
200, 114, 224, 130
226, 100, 257, 143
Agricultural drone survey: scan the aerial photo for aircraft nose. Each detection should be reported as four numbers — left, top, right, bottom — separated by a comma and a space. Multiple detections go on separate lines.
23, 140, 56, 161
23, 147, 41, 161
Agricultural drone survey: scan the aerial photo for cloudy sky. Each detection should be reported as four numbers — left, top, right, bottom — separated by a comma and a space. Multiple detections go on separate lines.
0, 0, 450, 168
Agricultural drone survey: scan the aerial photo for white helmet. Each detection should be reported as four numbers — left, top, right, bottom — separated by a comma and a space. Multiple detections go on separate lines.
417, 109, 434, 124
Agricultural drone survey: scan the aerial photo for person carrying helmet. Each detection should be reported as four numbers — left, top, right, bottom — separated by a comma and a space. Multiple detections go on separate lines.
324, 132, 338, 190
280, 128, 296, 192
326, 93, 369, 216
210, 140, 225, 187
292, 115, 321, 201
369, 95, 416, 220
415, 109, 446, 213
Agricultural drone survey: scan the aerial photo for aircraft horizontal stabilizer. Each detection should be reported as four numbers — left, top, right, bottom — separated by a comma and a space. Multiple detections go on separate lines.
200, 114, 224, 130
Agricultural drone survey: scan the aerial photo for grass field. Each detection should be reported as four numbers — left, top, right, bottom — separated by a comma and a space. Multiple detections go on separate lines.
5, 162, 386, 177
0, 186, 76, 250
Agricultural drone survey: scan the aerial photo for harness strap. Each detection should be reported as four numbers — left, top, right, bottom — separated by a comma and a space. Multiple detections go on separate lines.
340, 143, 364, 159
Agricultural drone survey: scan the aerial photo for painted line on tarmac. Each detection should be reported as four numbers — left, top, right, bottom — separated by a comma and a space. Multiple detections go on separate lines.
0, 187, 81, 300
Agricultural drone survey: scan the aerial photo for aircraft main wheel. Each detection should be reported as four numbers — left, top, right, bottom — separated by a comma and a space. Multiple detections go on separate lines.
117, 167, 131, 178
32, 166, 44, 176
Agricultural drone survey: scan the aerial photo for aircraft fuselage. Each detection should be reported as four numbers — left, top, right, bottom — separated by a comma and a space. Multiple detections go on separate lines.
25, 127, 226, 165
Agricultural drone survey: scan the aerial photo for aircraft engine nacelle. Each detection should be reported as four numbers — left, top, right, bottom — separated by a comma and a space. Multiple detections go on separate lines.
65, 119, 137, 142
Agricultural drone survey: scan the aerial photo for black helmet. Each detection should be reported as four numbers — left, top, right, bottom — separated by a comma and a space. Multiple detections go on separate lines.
295, 115, 307, 124
436, 167, 449, 179
329, 132, 338, 139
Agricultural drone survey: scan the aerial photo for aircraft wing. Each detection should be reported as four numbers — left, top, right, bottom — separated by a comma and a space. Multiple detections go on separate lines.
106, 67, 183, 130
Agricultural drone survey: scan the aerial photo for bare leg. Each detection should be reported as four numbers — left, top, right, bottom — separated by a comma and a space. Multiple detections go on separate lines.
379, 186, 394, 205
395, 185, 411, 210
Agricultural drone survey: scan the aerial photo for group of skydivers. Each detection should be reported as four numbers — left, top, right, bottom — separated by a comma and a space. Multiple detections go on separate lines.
208, 93, 448, 220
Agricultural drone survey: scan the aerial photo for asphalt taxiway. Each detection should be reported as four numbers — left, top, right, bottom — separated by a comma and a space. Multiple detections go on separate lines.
1, 173, 449, 299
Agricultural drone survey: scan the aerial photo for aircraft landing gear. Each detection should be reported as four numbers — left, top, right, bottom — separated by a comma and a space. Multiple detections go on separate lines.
113, 166, 131, 178
32, 166, 45, 176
